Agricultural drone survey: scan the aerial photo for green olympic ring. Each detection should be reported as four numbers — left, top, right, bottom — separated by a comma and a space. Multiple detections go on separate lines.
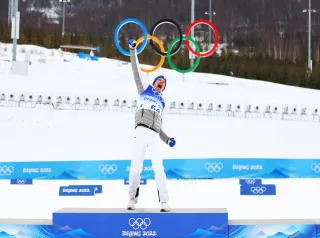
167, 35, 201, 74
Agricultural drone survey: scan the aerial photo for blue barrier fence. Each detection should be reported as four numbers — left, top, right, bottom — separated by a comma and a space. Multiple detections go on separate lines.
0, 158, 320, 180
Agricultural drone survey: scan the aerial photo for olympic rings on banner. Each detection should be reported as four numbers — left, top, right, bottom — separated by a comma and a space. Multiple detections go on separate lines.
167, 36, 201, 73
185, 19, 219, 57
114, 18, 148, 56
149, 19, 183, 57
113, 18, 219, 73
136, 35, 165, 73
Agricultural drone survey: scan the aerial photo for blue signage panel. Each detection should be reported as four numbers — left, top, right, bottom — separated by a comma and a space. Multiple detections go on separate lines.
0, 158, 319, 180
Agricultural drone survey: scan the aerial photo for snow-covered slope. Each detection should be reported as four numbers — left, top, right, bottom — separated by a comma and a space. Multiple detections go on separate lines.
1, 42, 320, 107
0, 43, 320, 161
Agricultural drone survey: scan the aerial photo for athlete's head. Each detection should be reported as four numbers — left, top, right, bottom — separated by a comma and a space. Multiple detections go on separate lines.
153, 75, 166, 93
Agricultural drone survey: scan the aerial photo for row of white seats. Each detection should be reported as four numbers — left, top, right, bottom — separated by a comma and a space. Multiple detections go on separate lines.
167, 101, 318, 116
0, 93, 319, 117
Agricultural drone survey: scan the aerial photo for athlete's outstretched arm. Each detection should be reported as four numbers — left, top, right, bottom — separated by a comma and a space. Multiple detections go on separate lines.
160, 128, 170, 144
160, 129, 176, 147
129, 42, 148, 94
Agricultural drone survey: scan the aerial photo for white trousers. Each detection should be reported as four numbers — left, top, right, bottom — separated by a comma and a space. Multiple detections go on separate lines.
128, 126, 169, 203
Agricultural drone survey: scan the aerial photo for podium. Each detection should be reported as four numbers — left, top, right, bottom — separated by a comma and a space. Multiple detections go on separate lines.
0, 212, 320, 237
53, 208, 228, 237
229, 219, 318, 237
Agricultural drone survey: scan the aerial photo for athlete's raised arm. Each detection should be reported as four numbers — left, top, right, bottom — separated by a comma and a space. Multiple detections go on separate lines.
128, 39, 148, 94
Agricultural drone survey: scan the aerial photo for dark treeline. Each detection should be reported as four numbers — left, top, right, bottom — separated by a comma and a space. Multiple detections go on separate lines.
1, 0, 320, 62
1, 24, 320, 90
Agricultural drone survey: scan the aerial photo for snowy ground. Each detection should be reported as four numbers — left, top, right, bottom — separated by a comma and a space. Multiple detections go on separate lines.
0, 43, 320, 220
1, 179, 320, 220
0, 107, 319, 162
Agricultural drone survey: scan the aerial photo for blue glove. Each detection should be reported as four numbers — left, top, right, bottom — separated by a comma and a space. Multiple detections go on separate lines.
168, 138, 176, 147
128, 39, 136, 49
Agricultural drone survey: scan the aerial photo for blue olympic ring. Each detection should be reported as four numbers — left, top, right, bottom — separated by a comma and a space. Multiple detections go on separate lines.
114, 18, 148, 56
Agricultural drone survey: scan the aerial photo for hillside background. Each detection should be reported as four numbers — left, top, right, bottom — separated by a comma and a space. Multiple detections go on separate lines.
1, 0, 320, 89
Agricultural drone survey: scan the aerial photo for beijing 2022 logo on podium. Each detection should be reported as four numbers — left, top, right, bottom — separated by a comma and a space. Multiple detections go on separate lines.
122, 218, 158, 237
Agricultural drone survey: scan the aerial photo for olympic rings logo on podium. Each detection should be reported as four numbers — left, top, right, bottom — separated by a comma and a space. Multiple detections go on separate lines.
128, 218, 151, 230
114, 18, 219, 73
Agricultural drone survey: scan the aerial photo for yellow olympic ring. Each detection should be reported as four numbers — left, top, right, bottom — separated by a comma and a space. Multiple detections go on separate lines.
136, 35, 165, 73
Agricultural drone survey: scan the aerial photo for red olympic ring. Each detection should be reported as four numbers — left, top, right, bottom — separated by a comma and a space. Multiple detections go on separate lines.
185, 19, 219, 58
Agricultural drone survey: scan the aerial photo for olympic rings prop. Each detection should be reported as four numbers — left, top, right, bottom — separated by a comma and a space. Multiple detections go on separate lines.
136, 35, 165, 73
114, 18, 148, 56
149, 19, 183, 57
167, 36, 201, 73
186, 19, 219, 57
114, 18, 219, 73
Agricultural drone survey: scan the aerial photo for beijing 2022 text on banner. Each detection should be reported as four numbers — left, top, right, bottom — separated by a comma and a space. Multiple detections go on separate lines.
0, 158, 320, 180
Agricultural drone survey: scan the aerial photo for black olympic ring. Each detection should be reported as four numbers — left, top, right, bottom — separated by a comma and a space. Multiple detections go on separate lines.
149, 19, 183, 57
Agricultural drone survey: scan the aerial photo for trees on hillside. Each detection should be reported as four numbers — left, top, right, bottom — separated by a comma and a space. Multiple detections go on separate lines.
0, 24, 319, 90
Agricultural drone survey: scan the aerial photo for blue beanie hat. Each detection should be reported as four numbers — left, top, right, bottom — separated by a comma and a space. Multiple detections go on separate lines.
153, 75, 167, 91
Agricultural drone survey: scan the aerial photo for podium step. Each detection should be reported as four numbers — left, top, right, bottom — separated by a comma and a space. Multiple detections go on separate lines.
0, 216, 319, 237
316, 220, 320, 238
229, 219, 319, 237
53, 208, 229, 238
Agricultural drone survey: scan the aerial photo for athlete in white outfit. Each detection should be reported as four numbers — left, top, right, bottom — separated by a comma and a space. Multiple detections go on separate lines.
126, 39, 176, 212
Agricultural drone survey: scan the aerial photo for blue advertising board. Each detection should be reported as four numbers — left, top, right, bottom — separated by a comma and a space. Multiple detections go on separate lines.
59, 185, 102, 196
239, 179, 276, 196
0, 158, 319, 180
229, 220, 318, 237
